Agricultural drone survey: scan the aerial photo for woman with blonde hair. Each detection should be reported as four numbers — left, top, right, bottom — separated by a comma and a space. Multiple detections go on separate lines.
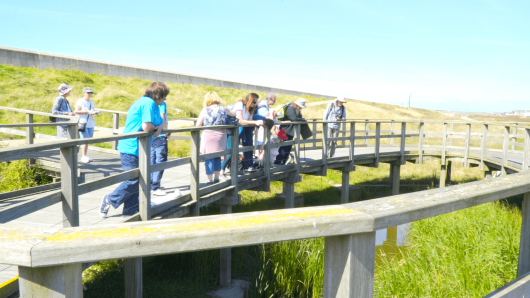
230, 93, 264, 172
196, 91, 237, 184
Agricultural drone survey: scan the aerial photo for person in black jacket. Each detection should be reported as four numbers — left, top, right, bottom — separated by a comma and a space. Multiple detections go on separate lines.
274, 98, 307, 165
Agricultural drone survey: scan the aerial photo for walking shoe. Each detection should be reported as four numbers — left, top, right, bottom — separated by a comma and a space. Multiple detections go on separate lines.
286, 153, 295, 164
214, 178, 220, 183
152, 189, 167, 196
100, 196, 110, 218
81, 156, 92, 163
206, 180, 215, 186
244, 166, 257, 174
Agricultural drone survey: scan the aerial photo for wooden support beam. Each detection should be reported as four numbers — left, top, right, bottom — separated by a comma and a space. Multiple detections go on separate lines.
262, 127, 271, 192
523, 128, 530, 172
26, 113, 35, 165
341, 121, 346, 147
440, 164, 447, 188
321, 122, 328, 176
374, 122, 381, 167
446, 160, 452, 186
441, 123, 447, 166
512, 124, 518, 151
418, 122, 424, 164
283, 181, 295, 209
125, 258, 142, 298
60, 145, 79, 227
518, 192, 530, 277
341, 171, 350, 204
312, 119, 317, 149
138, 135, 151, 221
400, 122, 406, 165
391, 164, 400, 195
190, 130, 201, 216
347, 122, 355, 172
112, 112, 119, 150
484, 171, 492, 179
389, 120, 395, 145
480, 124, 488, 171
503, 126, 510, 173
19, 264, 83, 298
449, 122, 454, 146
220, 204, 232, 288
323, 232, 376, 298
364, 121, 369, 145
464, 123, 471, 167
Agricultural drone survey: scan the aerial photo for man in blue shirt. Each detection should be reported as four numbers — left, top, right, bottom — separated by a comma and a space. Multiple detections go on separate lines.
100, 82, 167, 218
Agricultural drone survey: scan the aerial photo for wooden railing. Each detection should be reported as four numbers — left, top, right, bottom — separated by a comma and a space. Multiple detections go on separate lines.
2, 109, 530, 296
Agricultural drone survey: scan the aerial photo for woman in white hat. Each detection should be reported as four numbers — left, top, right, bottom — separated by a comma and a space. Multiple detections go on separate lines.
274, 98, 307, 165
51, 83, 75, 138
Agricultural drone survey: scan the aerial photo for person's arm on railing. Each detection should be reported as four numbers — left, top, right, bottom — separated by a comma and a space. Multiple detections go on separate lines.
142, 122, 163, 137
236, 110, 263, 126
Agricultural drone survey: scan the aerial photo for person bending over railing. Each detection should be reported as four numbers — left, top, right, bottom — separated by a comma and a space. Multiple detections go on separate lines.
274, 98, 307, 165
229, 93, 263, 173
99, 82, 167, 218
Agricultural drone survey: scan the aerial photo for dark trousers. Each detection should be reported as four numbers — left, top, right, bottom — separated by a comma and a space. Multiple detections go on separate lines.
274, 134, 294, 165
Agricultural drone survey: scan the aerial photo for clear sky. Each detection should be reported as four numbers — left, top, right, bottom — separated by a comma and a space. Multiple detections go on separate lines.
1, 0, 528, 112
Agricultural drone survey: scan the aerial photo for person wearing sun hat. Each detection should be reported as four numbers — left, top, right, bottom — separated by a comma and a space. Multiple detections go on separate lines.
51, 83, 75, 138
323, 96, 347, 158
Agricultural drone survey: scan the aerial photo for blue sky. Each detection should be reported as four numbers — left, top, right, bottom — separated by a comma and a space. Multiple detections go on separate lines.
1, 0, 528, 112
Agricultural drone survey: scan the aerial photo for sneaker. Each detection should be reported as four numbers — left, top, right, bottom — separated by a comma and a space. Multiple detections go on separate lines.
152, 189, 167, 196
245, 166, 257, 174
99, 196, 111, 218
286, 153, 294, 164
206, 180, 215, 186
213, 178, 220, 184
81, 156, 92, 163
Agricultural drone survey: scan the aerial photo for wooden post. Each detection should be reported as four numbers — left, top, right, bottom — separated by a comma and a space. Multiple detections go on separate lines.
484, 171, 492, 179
341, 121, 346, 147
390, 120, 395, 145
418, 122, 424, 164
220, 205, 232, 287
112, 113, 120, 150
294, 124, 301, 176
230, 127, 239, 187
512, 124, 518, 151
321, 122, 328, 176
374, 122, 381, 167
400, 122, 406, 165
480, 124, 488, 171
312, 119, 317, 149
446, 160, 452, 186
341, 171, 350, 204
18, 264, 83, 298
440, 164, 447, 188
323, 232, 376, 298
464, 124, 471, 167
284, 181, 295, 209
348, 122, 355, 171
391, 164, 400, 195
125, 258, 142, 298
262, 127, 271, 192
524, 128, 530, 172
441, 123, 447, 166
26, 113, 35, 165
503, 126, 510, 171
449, 122, 454, 147
518, 192, 530, 277
364, 121, 369, 145
138, 135, 151, 221
190, 130, 201, 216
60, 145, 79, 227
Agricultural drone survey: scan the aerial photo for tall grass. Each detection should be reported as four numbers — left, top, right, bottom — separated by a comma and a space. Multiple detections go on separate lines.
0, 159, 52, 192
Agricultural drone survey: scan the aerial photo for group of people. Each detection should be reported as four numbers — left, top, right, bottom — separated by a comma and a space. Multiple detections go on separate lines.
51, 81, 347, 218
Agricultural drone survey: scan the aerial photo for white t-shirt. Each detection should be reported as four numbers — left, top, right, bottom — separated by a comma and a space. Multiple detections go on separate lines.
232, 101, 250, 120
75, 98, 95, 128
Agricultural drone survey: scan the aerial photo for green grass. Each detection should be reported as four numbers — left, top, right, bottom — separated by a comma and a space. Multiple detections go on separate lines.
0, 159, 52, 192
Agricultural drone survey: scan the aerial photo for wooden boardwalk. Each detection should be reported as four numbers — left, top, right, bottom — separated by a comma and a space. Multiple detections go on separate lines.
0, 142, 527, 285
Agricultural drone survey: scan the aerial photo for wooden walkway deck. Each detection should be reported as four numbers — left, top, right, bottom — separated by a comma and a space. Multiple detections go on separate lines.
0, 141, 526, 285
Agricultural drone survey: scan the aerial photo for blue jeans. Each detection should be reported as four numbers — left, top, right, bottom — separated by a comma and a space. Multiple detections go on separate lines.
205, 158, 222, 175
106, 153, 140, 216
274, 134, 294, 165
150, 136, 168, 191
